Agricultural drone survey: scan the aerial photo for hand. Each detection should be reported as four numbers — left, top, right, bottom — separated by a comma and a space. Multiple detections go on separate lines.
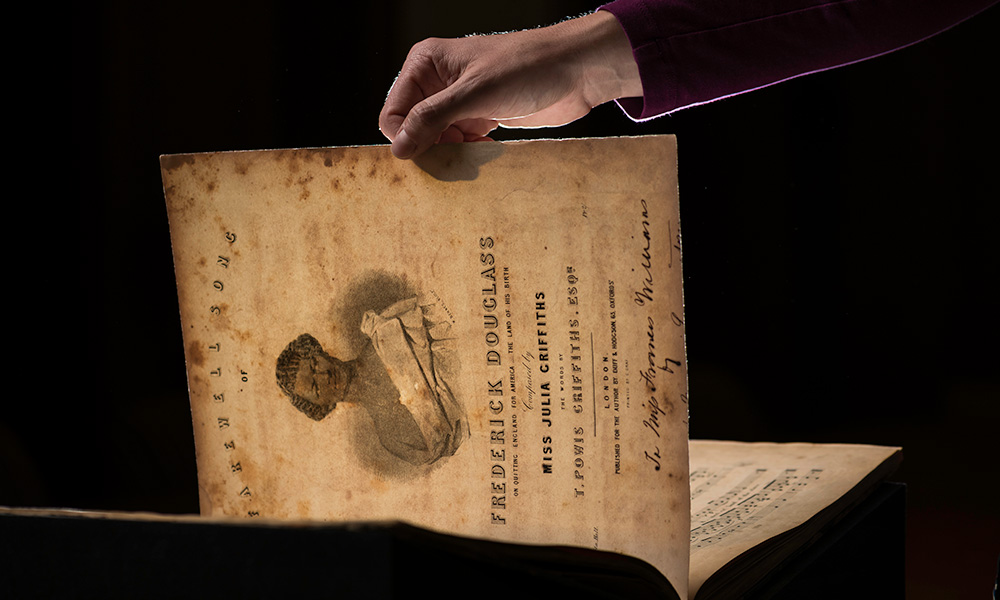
379, 11, 641, 159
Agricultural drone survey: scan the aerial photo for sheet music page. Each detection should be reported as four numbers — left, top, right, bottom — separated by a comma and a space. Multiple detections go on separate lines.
687, 440, 900, 597
160, 137, 690, 592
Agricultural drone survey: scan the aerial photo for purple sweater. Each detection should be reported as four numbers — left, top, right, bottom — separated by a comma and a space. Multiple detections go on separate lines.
599, 0, 997, 119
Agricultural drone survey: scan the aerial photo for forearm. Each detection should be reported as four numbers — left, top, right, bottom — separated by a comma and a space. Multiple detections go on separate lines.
545, 11, 643, 110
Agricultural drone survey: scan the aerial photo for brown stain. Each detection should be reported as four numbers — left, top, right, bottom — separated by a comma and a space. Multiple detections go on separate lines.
191, 373, 205, 389
198, 257, 207, 267
368, 164, 377, 178
161, 154, 195, 172
187, 340, 206, 368
210, 303, 233, 331
285, 172, 314, 192
305, 222, 325, 274
303, 147, 332, 164
234, 161, 248, 175
215, 218, 236, 243
295, 173, 315, 201
469, 404, 488, 422
391, 174, 402, 184
238, 456, 258, 489
203, 481, 231, 513
331, 178, 341, 191
198, 484, 218, 515
324, 157, 333, 167
205, 180, 217, 193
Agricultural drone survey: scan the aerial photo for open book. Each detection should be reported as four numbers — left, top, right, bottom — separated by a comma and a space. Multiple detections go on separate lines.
157, 137, 901, 598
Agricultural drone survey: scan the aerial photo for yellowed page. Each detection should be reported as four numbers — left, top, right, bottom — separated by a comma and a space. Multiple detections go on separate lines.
160, 136, 689, 592
688, 440, 900, 597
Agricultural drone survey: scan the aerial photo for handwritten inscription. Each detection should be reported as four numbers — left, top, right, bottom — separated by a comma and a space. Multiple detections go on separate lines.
638, 309, 684, 470
633, 199, 654, 306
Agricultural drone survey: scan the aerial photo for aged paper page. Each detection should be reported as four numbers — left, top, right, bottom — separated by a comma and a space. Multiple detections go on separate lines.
687, 440, 901, 598
160, 137, 689, 592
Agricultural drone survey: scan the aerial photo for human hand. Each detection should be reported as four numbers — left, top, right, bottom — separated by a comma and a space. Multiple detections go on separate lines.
379, 11, 641, 159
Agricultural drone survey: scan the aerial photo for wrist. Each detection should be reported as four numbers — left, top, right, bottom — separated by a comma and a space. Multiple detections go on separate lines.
563, 11, 642, 106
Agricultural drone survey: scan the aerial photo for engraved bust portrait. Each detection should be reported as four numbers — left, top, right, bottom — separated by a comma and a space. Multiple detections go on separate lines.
276, 292, 468, 467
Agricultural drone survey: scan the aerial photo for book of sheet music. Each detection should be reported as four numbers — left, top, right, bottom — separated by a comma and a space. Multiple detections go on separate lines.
159, 136, 900, 598
160, 136, 692, 595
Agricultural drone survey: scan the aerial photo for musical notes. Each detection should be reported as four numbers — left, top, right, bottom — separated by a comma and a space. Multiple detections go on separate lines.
690, 466, 823, 551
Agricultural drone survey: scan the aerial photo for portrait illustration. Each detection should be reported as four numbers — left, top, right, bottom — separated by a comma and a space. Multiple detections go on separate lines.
275, 271, 468, 474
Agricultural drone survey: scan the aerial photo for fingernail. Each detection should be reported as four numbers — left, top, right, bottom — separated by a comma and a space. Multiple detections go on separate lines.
392, 129, 417, 159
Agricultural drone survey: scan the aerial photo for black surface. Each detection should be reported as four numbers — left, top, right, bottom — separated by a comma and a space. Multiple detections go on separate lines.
4, 2, 997, 597
0, 512, 677, 599
1, 484, 902, 600
755, 482, 906, 600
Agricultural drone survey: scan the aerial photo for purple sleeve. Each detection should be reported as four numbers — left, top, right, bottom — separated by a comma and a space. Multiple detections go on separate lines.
598, 0, 998, 120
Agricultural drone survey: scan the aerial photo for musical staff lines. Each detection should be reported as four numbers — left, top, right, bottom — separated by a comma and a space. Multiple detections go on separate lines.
690, 468, 823, 551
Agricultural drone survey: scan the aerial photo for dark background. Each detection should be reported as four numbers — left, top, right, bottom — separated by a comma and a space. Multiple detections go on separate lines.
5, 1, 996, 597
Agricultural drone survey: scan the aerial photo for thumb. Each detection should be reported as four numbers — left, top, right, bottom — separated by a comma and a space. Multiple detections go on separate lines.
390, 89, 466, 159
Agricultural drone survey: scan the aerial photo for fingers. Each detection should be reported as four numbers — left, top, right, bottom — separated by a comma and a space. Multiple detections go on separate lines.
381, 33, 582, 158
453, 118, 499, 139
380, 42, 547, 158
389, 83, 497, 159
380, 33, 546, 158
437, 120, 499, 145
390, 81, 480, 159
379, 40, 477, 158
378, 79, 407, 143
379, 44, 447, 143
438, 125, 465, 145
